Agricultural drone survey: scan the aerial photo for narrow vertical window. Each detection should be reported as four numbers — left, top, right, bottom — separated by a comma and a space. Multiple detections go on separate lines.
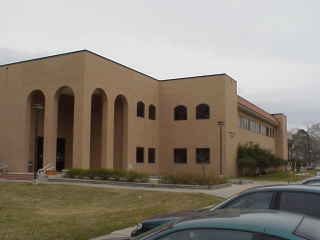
137, 101, 145, 117
136, 147, 144, 163
148, 148, 156, 163
149, 105, 156, 120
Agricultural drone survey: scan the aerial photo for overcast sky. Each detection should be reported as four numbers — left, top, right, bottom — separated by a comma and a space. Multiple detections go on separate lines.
1, 0, 319, 129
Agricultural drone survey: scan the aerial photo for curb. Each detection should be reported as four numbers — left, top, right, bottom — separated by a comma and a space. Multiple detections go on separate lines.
48, 177, 232, 190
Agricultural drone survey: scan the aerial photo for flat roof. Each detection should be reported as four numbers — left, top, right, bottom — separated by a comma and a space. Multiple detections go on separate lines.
0, 49, 278, 121
238, 96, 278, 125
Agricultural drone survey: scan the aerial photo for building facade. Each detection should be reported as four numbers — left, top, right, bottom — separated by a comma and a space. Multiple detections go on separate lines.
0, 50, 288, 177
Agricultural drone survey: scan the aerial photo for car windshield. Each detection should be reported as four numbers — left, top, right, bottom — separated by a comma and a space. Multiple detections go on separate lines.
294, 216, 320, 240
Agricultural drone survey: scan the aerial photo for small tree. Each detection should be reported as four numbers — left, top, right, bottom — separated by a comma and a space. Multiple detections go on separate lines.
237, 143, 286, 176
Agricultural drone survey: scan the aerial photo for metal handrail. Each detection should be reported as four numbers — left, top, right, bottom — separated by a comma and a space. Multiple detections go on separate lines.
0, 161, 8, 175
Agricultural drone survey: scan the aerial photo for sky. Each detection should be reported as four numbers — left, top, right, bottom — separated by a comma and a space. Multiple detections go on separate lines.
1, 0, 319, 130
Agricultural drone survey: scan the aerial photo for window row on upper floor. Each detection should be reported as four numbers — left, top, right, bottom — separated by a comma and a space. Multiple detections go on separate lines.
136, 102, 211, 121
175, 104, 210, 120
137, 101, 156, 120
239, 116, 276, 137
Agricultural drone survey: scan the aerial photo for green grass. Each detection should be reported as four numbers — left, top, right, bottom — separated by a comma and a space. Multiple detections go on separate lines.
0, 183, 223, 240
242, 170, 317, 182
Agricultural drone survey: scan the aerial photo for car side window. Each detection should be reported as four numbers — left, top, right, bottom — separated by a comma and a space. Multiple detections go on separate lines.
224, 192, 274, 210
306, 180, 320, 185
157, 229, 255, 240
279, 192, 320, 218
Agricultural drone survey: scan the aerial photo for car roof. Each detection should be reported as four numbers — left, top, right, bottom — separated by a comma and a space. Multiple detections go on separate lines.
244, 184, 320, 194
302, 176, 320, 182
172, 209, 303, 239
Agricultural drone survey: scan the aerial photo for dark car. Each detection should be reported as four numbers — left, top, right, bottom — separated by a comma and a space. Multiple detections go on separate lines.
131, 185, 320, 237
128, 210, 319, 240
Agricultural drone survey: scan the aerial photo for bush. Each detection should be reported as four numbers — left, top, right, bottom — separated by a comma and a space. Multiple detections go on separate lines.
65, 168, 150, 182
237, 143, 286, 176
160, 174, 227, 185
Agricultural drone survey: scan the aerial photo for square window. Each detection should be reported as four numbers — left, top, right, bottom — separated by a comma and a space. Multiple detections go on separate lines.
148, 148, 156, 163
136, 147, 144, 163
196, 148, 210, 164
174, 148, 187, 164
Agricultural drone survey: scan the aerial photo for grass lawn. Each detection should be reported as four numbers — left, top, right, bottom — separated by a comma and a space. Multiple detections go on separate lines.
242, 170, 317, 182
0, 183, 223, 240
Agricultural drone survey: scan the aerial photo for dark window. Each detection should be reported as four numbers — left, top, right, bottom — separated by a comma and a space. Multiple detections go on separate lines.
174, 148, 187, 164
136, 147, 144, 163
148, 148, 156, 163
279, 192, 320, 218
305, 179, 320, 185
157, 229, 254, 240
174, 105, 187, 120
196, 104, 210, 119
224, 192, 274, 209
196, 148, 210, 164
149, 105, 156, 120
137, 101, 145, 117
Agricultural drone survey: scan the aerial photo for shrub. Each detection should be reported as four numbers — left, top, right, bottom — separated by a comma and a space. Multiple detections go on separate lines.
160, 174, 227, 185
237, 143, 286, 176
64, 168, 150, 182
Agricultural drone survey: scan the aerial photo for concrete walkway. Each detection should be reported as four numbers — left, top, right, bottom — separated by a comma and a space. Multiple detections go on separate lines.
42, 180, 286, 198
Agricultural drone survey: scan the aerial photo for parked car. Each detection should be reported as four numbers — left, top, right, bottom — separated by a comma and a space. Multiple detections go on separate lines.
131, 185, 320, 237
301, 176, 320, 185
127, 210, 320, 240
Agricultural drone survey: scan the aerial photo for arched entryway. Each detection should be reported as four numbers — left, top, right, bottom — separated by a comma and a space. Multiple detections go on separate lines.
55, 87, 74, 171
90, 88, 108, 169
113, 95, 128, 170
27, 90, 45, 172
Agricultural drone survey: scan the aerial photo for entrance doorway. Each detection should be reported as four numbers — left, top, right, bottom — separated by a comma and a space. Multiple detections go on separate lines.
56, 138, 66, 171
36, 137, 44, 171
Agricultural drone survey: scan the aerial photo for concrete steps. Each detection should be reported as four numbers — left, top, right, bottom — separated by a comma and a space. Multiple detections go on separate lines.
0, 172, 34, 181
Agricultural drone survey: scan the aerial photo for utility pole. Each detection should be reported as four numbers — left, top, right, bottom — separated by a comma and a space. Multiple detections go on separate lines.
217, 121, 225, 176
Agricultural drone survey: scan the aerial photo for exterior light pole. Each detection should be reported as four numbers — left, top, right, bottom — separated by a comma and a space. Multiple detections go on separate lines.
217, 121, 225, 176
32, 103, 44, 183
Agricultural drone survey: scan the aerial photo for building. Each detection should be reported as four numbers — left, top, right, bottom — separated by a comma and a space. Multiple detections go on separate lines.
0, 50, 288, 177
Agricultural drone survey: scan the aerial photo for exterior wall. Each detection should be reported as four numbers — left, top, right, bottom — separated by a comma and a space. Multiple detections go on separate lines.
224, 77, 239, 177
0, 50, 288, 177
83, 52, 160, 174
0, 52, 85, 172
238, 111, 277, 154
273, 114, 288, 160
158, 76, 228, 177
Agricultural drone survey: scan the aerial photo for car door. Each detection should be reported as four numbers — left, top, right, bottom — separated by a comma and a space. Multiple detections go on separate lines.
151, 228, 292, 240
220, 191, 276, 210
277, 191, 320, 218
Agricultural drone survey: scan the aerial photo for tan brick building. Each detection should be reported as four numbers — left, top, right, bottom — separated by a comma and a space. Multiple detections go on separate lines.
0, 50, 288, 177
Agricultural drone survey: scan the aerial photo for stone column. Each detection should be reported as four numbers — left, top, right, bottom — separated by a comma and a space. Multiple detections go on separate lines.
43, 92, 58, 169
104, 98, 114, 169
73, 94, 91, 169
